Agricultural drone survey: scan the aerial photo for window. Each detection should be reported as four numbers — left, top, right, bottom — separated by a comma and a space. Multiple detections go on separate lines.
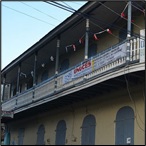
27, 77, 33, 89
55, 120, 66, 145
115, 106, 134, 145
36, 124, 45, 145
119, 24, 133, 42
13, 87, 16, 96
81, 114, 96, 145
41, 70, 48, 82
18, 128, 25, 145
88, 44, 97, 58
60, 59, 69, 72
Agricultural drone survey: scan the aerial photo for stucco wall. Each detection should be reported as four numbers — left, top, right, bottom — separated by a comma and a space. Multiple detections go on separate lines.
8, 82, 145, 145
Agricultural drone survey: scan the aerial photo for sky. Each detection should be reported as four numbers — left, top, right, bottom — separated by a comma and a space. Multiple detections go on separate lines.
1, 1, 87, 69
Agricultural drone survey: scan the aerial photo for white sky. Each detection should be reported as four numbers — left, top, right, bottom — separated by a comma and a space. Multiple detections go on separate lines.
1, 1, 87, 69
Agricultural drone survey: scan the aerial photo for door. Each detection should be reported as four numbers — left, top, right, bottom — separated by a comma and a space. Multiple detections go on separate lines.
115, 106, 134, 145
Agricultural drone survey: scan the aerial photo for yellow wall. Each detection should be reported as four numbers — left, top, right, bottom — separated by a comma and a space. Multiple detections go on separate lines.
8, 83, 145, 145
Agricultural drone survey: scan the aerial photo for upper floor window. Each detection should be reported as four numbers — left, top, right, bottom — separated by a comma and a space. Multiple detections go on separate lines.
88, 44, 97, 58
119, 24, 133, 42
13, 87, 16, 96
27, 77, 33, 89
41, 69, 48, 82
60, 59, 69, 72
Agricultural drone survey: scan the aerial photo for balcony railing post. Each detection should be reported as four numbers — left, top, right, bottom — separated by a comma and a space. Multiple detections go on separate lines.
33, 52, 38, 87
16, 63, 21, 95
55, 36, 60, 91
137, 37, 140, 60
126, 1, 132, 63
55, 36, 60, 75
85, 18, 89, 60
2, 75, 6, 102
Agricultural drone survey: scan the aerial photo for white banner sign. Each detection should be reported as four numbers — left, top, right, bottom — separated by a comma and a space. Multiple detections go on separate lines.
140, 29, 145, 62
93, 43, 126, 70
63, 42, 127, 84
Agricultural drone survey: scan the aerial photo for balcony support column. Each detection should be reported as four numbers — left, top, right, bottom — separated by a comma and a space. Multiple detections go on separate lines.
55, 36, 60, 75
16, 63, 21, 95
54, 36, 60, 91
126, 1, 132, 63
2, 75, 6, 101
33, 52, 38, 86
85, 18, 89, 60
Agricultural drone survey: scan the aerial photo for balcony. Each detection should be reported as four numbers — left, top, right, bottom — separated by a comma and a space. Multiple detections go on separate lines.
1, 36, 145, 114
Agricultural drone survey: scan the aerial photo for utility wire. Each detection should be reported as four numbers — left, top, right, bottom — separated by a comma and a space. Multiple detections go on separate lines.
45, 1, 88, 19
44, 1, 75, 13
57, 1, 76, 11
134, 1, 145, 10
98, 2, 143, 30
20, 2, 61, 22
131, 2, 145, 13
60, 1, 76, 11
45, 1, 145, 42
2, 4, 56, 26
124, 66, 145, 131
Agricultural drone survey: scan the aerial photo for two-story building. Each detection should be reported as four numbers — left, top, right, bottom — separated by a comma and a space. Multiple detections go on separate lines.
1, 1, 145, 145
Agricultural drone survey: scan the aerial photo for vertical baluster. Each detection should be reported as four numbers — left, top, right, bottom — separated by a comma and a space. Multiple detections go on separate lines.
130, 39, 133, 61
136, 37, 140, 60
133, 39, 136, 60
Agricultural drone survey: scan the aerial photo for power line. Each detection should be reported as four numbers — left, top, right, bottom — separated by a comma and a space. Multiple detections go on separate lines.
124, 66, 145, 132
20, 2, 61, 23
61, 1, 75, 11
45, 1, 144, 42
44, 1, 75, 13
2, 4, 56, 26
131, 2, 145, 13
98, 2, 143, 30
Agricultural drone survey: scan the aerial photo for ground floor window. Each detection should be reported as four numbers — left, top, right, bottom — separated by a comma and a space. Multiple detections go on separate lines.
55, 120, 66, 145
18, 128, 25, 145
81, 114, 96, 145
36, 124, 45, 145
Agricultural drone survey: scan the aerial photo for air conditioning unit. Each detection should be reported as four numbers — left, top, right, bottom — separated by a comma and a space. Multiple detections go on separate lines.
139, 29, 145, 62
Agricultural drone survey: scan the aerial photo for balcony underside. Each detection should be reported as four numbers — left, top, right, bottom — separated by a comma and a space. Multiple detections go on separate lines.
2, 66, 145, 123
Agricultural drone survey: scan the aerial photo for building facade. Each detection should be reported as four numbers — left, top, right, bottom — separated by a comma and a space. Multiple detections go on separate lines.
1, 1, 145, 145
